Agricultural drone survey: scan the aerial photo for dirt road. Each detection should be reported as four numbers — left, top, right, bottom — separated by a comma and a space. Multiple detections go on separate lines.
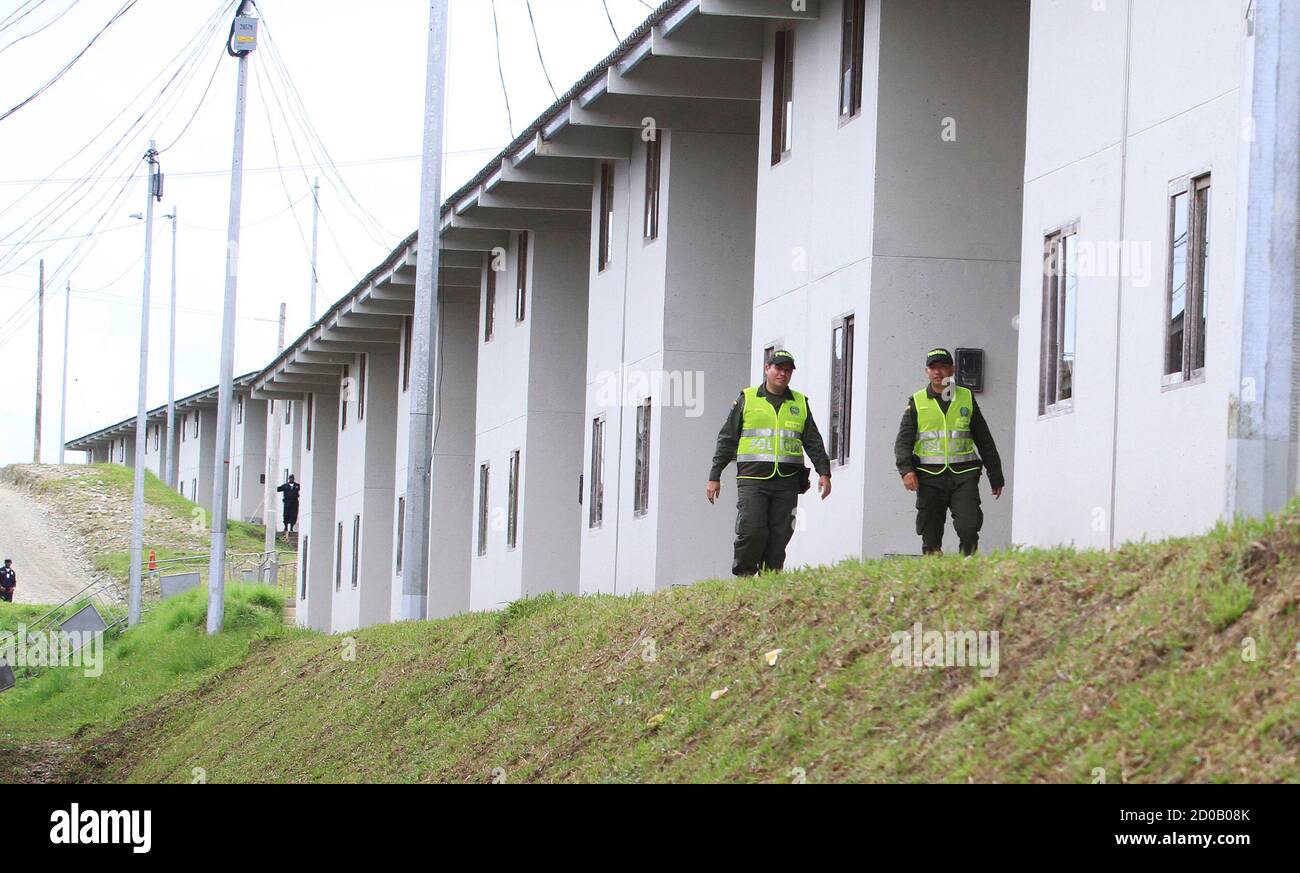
0, 479, 98, 605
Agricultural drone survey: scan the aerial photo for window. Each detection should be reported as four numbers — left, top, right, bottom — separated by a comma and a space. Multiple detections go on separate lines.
357, 355, 367, 421
191, 477, 196, 499
771, 29, 795, 164
285, 400, 291, 425
402, 316, 413, 392
830, 314, 855, 464
515, 231, 529, 323
335, 521, 343, 591
193, 412, 199, 438
477, 463, 490, 556
234, 466, 240, 498
484, 260, 496, 342
181, 414, 186, 442
152, 425, 159, 451
1165, 174, 1211, 383
839, 0, 866, 118
395, 496, 405, 574
236, 395, 243, 425
763, 343, 781, 366
179, 480, 184, 498
1040, 224, 1078, 415
644, 137, 661, 241
306, 394, 314, 450
634, 398, 651, 516
589, 416, 605, 528
351, 515, 360, 589
283, 468, 288, 483
340, 365, 350, 431
599, 162, 615, 271
507, 450, 520, 549
300, 535, 309, 600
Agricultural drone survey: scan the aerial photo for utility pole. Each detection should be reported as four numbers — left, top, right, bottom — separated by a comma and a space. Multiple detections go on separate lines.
164, 207, 178, 487
207, 4, 257, 636
128, 141, 162, 628
33, 259, 44, 463
308, 176, 319, 323
58, 279, 70, 465
399, 0, 450, 622
263, 302, 286, 583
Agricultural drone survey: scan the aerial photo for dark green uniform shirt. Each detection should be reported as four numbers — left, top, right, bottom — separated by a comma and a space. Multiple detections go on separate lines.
710, 384, 833, 482
893, 385, 1004, 489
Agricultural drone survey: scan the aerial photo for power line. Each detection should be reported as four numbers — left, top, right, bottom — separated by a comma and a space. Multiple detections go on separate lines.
0, 0, 140, 124
525, 0, 558, 101
155, 35, 225, 153
599, 0, 621, 41
489, 0, 515, 137
0, 0, 78, 55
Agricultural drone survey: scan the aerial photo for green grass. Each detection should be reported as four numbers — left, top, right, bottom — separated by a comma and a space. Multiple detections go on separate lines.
5, 499, 1300, 783
33, 464, 290, 581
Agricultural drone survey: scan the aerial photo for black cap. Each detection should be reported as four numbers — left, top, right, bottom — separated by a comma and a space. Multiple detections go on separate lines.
768, 349, 796, 369
925, 347, 953, 366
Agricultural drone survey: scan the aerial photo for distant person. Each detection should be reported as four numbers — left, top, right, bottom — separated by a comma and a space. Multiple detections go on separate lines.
0, 559, 15, 603
276, 475, 301, 535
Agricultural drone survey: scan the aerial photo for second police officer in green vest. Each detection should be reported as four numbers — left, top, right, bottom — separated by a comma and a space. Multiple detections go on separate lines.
894, 348, 1005, 556
707, 350, 832, 576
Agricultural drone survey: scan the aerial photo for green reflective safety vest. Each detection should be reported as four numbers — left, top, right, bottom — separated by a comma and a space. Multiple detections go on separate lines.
912, 385, 980, 475
736, 386, 809, 479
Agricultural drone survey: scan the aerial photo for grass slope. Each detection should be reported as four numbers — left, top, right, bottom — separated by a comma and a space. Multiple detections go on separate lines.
6, 507, 1300, 783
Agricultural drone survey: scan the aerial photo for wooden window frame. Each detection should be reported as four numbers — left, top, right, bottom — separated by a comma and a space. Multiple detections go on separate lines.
598, 162, 615, 271
771, 29, 795, 165
829, 314, 855, 465
515, 231, 529, 323
477, 463, 490, 556
634, 398, 652, 517
589, 416, 605, 529
1039, 221, 1079, 417
507, 450, 520, 550
1163, 172, 1211, 388
839, 0, 866, 120
643, 137, 661, 242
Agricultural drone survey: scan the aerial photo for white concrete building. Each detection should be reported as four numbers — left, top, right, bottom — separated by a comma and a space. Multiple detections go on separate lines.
73, 0, 1300, 633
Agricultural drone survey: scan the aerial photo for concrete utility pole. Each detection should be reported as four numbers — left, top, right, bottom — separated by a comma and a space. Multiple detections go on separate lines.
58, 280, 70, 465
399, 0, 450, 622
263, 302, 286, 583
1226, 0, 1300, 518
128, 141, 162, 628
309, 176, 320, 323
33, 259, 43, 463
207, 4, 258, 635
164, 207, 179, 487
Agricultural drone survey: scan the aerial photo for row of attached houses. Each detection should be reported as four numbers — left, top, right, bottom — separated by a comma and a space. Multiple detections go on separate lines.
65, 373, 302, 527
66, 0, 1300, 637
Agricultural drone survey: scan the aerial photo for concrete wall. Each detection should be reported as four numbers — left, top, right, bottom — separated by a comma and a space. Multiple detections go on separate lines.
1011, 0, 1245, 548
228, 394, 268, 524
473, 226, 590, 610
862, 0, 1027, 557
578, 129, 756, 596
332, 351, 399, 631
299, 389, 339, 632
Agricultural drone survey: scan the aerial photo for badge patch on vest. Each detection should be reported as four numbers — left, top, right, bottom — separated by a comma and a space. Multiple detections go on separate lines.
788, 406, 800, 415
960, 407, 969, 417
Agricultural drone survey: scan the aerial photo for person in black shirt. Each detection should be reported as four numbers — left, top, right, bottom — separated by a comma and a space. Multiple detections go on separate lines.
0, 559, 16, 603
276, 475, 301, 535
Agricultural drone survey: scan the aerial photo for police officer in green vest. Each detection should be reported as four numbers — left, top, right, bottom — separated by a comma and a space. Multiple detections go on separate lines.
707, 350, 832, 576
894, 348, 1005, 556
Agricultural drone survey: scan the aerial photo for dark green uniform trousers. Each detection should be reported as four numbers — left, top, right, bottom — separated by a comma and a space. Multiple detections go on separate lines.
915, 470, 983, 556
733, 478, 800, 575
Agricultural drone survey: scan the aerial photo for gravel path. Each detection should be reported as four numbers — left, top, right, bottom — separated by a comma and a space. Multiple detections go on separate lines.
0, 478, 101, 605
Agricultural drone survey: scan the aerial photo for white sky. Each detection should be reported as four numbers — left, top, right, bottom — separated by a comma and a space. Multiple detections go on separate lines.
0, 0, 655, 465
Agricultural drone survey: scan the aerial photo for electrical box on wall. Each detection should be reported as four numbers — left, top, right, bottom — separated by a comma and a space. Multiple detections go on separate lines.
955, 348, 984, 392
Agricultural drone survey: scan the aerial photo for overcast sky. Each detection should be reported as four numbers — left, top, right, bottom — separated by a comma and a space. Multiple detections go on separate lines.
0, 0, 655, 465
